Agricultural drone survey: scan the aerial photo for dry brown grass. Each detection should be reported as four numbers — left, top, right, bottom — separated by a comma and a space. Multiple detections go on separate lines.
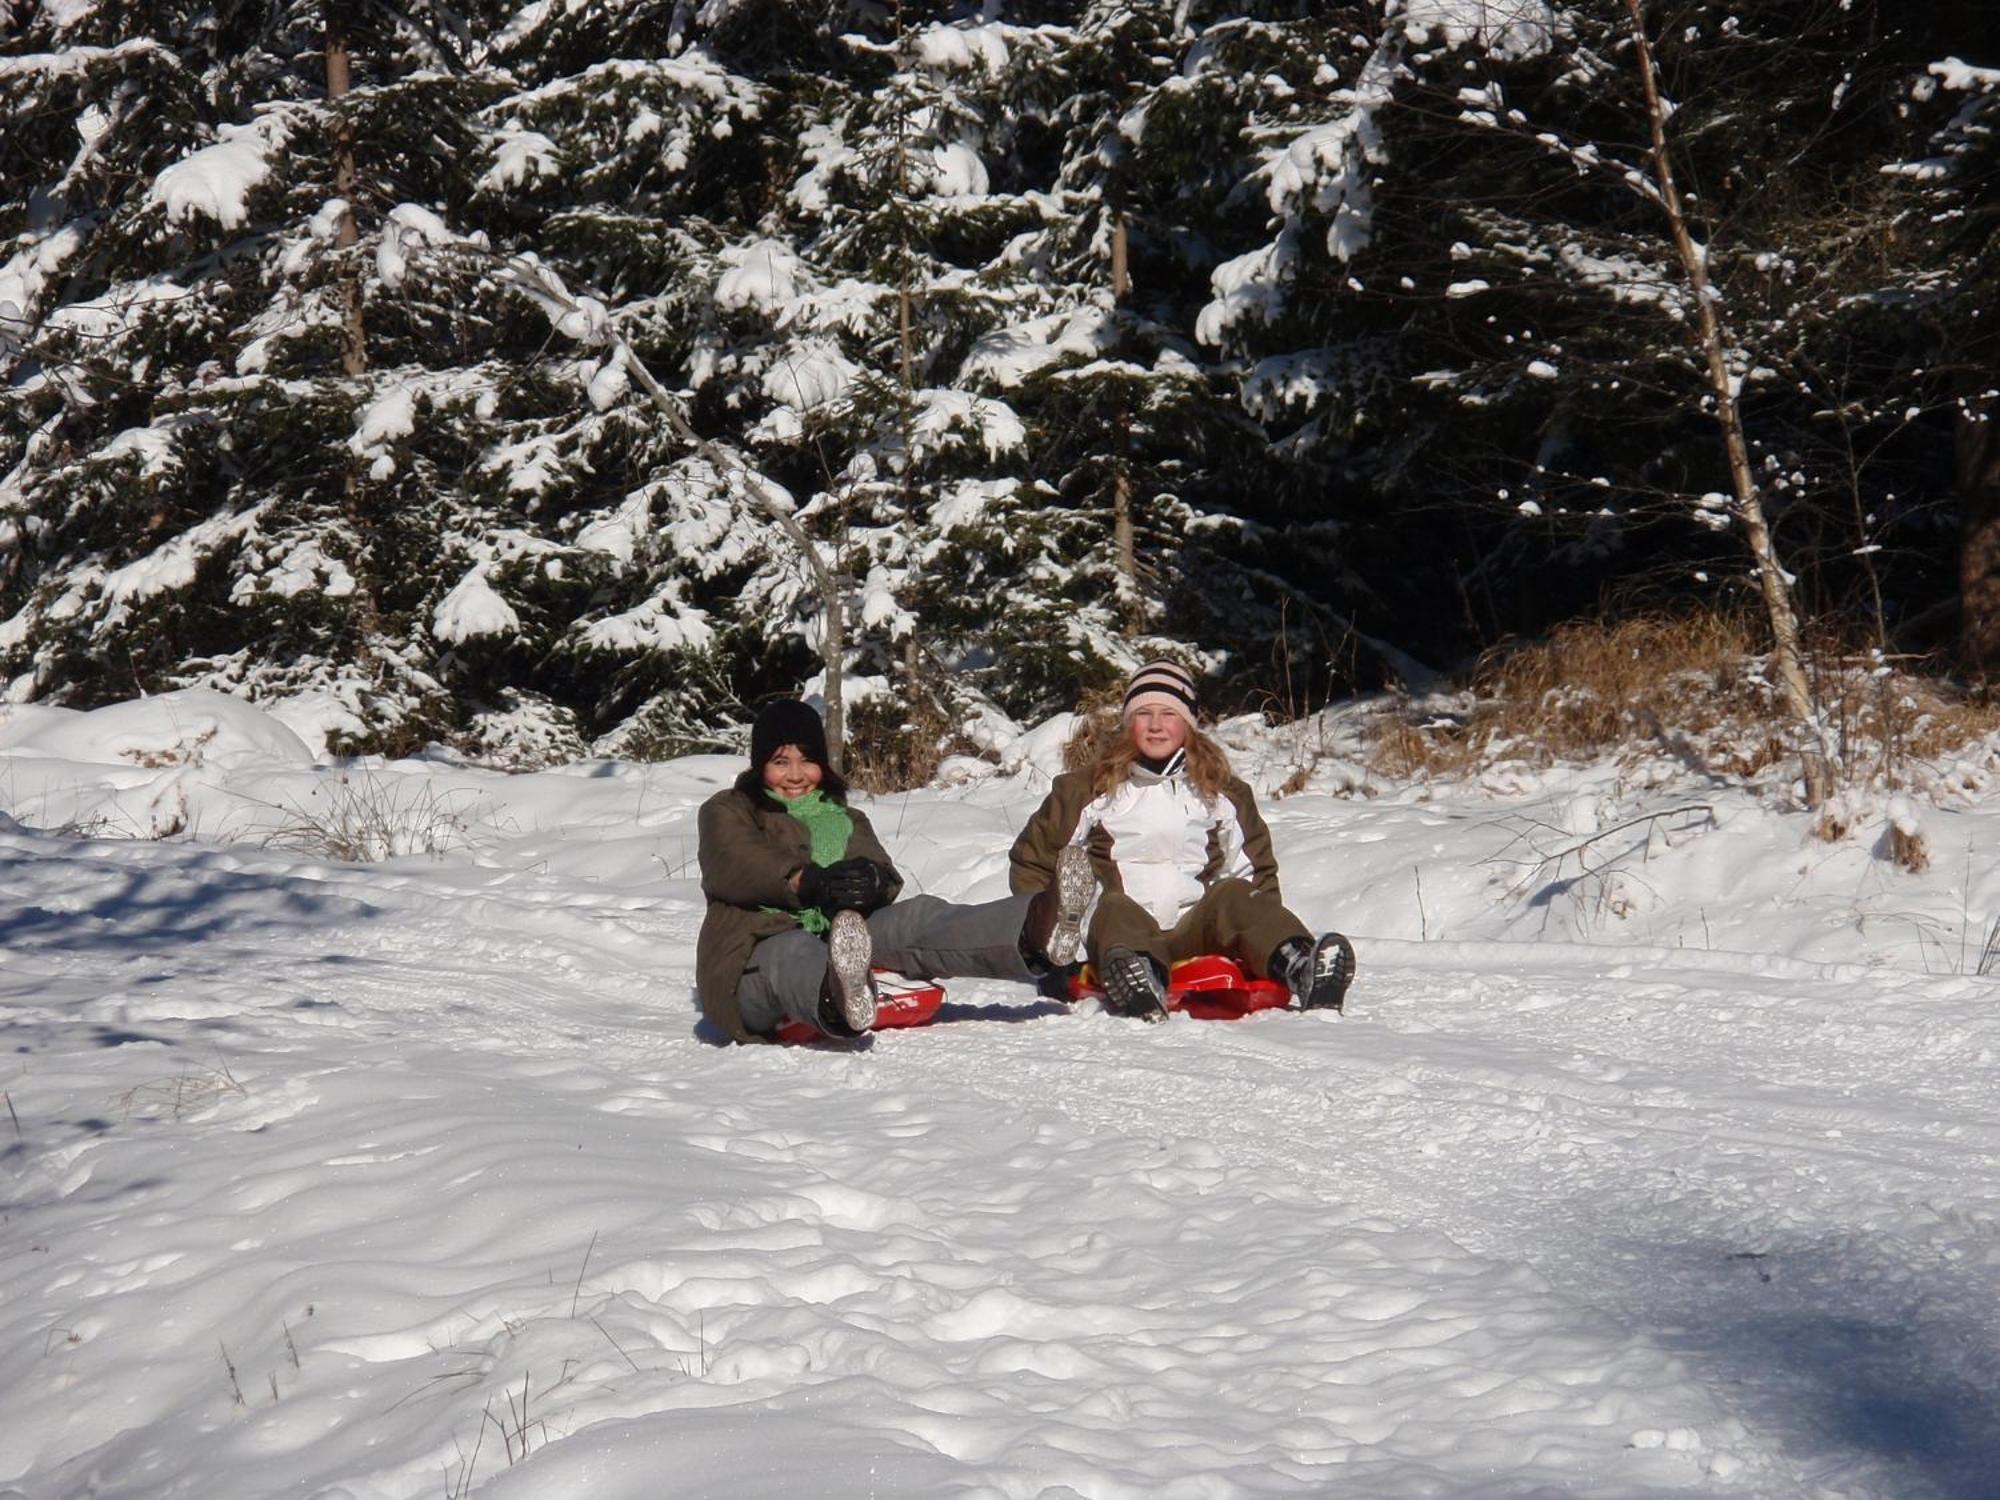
260, 775, 475, 861
121, 726, 219, 769
117, 1058, 247, 1120
1367, 612, 1769, 777
1818, 796, 1935, 871
1365, 610, 2000, 787
843, 694, 973, 793
1888, 821, 1932, 872
1829, 674, 2000, 766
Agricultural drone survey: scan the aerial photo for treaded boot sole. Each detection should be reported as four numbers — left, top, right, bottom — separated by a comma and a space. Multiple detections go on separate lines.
1045, 844, 1095, 968
1304, 933, 1356, 1013
1102, 945, 1169, 1024
825, 910, 877, 1034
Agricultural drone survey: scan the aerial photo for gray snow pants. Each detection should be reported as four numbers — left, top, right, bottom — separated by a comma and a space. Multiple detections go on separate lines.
737, 892, 1039, 1036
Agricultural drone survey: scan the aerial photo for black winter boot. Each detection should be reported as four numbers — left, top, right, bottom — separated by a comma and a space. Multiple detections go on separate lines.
1100, 946, 1169, 1023
1274, 932, 1355, 1013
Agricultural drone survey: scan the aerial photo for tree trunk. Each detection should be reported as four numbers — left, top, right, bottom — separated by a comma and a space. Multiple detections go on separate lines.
1625, 0, 1828, 803
881, 4, 920, 755
325, 15, 366, 379
1958, 387, 2000, 678
1109, 211, 1141, 634
822, 535, 846, 768
325, 10, 380, 664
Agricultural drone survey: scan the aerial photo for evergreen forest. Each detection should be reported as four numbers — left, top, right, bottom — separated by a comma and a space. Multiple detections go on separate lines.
1, 0, 1994, 772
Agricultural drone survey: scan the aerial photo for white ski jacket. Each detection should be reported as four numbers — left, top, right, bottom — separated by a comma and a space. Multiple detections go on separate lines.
1008, 750, 1282, 928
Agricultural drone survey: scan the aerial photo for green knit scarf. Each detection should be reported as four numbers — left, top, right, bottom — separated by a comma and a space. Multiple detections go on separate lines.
766, 788, 853, 935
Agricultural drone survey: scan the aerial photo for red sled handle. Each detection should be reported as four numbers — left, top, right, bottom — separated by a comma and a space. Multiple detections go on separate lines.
773, 973, 945, 1045
1069, 954, 1292, 1018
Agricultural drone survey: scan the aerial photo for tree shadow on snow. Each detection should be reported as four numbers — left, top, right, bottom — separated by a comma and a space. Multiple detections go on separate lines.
0, 854, 380, 966
1, 852, 384, 1061
1629, 1237, 2000, 1500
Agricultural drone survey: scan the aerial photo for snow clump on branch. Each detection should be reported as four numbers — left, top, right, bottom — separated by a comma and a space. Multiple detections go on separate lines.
375, 204, 474, 289
434, 565, 520, 645
147, 112, 297, 231
1400, 0, 1557, 59
715, 240, 807, 315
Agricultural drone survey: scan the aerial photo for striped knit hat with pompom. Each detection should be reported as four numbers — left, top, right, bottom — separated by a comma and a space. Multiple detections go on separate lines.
1121, 659, 1199, 728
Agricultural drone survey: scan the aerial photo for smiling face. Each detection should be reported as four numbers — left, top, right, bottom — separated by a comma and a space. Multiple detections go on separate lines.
1127, 704, 1190, 760
761, 744, 824, 800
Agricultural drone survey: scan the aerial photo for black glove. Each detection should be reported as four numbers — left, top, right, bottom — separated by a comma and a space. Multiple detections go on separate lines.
795, 862, 831, 909
820, 857, 891, 914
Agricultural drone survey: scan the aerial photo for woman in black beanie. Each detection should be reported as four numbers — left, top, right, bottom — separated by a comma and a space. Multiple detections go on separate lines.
694, 700, 1094, 1043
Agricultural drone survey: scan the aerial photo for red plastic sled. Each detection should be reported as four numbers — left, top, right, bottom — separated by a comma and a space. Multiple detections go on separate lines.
774, 972, 946, 1045
1069, 954, 1292, 1020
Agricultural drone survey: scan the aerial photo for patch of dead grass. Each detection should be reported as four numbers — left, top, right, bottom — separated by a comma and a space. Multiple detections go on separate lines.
1888, 821, 1932, 872
1365, 611, 2000, 787
843, 693, 983, 793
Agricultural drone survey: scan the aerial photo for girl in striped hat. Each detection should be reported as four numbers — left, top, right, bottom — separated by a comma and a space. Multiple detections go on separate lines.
1007, 659, 1355, 1022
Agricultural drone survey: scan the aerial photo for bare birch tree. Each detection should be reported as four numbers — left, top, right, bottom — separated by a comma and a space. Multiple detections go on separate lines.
1443, 0, 1835, 800
1620, 0, 1828, 800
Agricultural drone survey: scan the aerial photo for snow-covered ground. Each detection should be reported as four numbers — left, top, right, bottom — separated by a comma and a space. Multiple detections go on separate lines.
3, 691, 1998, 1500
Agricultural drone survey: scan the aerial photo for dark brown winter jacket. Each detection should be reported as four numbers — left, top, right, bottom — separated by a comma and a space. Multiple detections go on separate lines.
695, 776, 902, 1042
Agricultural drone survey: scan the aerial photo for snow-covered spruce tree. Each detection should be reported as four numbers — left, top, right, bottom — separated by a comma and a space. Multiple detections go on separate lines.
1172, 0, 1993, 787
665, 9, 1117, 754
0, 3, 809, 762
15, 0, 1970, 774
356, 3, 1096, 765
936, 1, 1403, 714
576, 3, 1429, 743
975, 0, 1200, 647
0, 3, 561, 755
440, 4, 794, 760
0, 1, 1518, 762
1178, 2, 1736, 682
1149, 2, 1487, 696
1891, 49, 2000, 675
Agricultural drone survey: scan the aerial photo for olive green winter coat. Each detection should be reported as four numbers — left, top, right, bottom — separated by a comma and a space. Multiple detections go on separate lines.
694, 777, 902, 1042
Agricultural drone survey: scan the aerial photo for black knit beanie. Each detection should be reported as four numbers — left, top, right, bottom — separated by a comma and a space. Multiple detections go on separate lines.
749, 700, 831, 772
